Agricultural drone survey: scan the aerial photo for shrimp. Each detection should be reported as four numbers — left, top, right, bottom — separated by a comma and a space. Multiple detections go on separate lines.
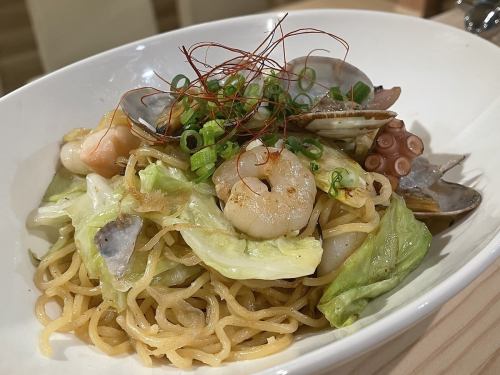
79, 124, 141, 178
60, 140, 92, 175
212, 146, 316, 239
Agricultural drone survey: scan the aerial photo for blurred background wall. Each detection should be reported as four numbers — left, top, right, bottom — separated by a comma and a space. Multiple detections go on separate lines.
0, 0, 452, 95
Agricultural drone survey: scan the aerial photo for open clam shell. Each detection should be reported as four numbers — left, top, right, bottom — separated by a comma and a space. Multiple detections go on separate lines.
121, 87, 176, 142
397, 156, 481, 218
286, 109, 397, 139
399, 180, 482, 218
283, 56, 375, 106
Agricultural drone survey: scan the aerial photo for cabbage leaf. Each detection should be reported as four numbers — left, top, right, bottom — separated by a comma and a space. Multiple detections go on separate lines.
65, 174, 128, 309
300, 143, 370, 208
31, 168, 87, 227
180, 193, 323, 280
42, 167, 86, 203
139, 161, 192, 194
152, 264, 203, 287
318, 195, 431, 327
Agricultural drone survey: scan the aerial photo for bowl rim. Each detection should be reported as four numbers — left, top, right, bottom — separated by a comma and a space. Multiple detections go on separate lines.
2, 9, 500, 374
2, 8, 499, 104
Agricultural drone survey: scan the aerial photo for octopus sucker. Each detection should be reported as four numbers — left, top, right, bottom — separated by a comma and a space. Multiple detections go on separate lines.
364, 119, 424, 190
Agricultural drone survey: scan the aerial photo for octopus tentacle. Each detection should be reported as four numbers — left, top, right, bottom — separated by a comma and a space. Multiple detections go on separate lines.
364, 119, 424, 190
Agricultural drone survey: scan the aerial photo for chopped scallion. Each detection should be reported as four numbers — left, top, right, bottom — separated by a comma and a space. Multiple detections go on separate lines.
243, 82, 262, 111
301, 138, 324, 160
223, 74, 245, 97
194, 163, 216, 182
298, 66, 316, 91
293, 93, 313, 110
328, 167, 350, 198
264, 83, 282, 98
170, 74, 190, 92
181, 96, 191, 110
180, 107, 196, 125
310, 160, 320, 173
207, 79, 220, 93
225, 74, 245, 89
200, 120, 225, 145
190, 147, 217, 171
180, 130, 203, 154
261, 133, 279, 147
285, 136, 303, 153
223, 84, 238, 97
329, 86, 344, 101
217, 141, 240, 160
349, 81, 371, 104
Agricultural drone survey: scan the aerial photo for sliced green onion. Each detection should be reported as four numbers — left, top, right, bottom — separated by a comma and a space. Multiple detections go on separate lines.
244, 82, 261, 97
231, 102, 246, 117
277, 91, 291, 105
225, 74, 245, 88
298, 66, 316, 91
329, 86, 344, 101
223, 85, 238, 97
207, 79, 220, 93
328, 167, 350, 198
180, 107, 196, 125
194, 163, 216, 182
194, 96, 208, 111
301, 138, 323, 160
206, 100, 219, 114
264, 83, 282, 98
293, 93, 313, 110
200, 119, 225, 145
243, 82, 262, 111
310, 160, 320, 173
170, 74, 190, 92
180, 130, 203, 154
223, 74, 245, 97
349, 81, 371, 104
190, 147, 217, 171
261, 133, 279, 147
217, 141, 240, 160
285, 136, 303, 153
181, 96, 191, 110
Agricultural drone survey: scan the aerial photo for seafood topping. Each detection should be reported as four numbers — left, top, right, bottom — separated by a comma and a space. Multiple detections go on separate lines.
283, 56, 375, 106
398, 156, 482, 217
79, 124, 141, 178
94, 214, 143, 277
364, 119, 424, 189
212, 146, 316, 239
367, 86, 402, 110
287, 109, 396, 140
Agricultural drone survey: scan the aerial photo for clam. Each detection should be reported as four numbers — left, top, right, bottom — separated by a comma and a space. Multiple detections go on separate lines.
282, 56, 399, 140
120, 87, 180, 142
397, 156, 481, 218
283, 56, 375, 105
283, 56, 401, 109
287, 109, 397, 139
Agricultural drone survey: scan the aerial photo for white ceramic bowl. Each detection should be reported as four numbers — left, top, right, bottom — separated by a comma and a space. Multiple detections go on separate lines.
1, 9, 499, 375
